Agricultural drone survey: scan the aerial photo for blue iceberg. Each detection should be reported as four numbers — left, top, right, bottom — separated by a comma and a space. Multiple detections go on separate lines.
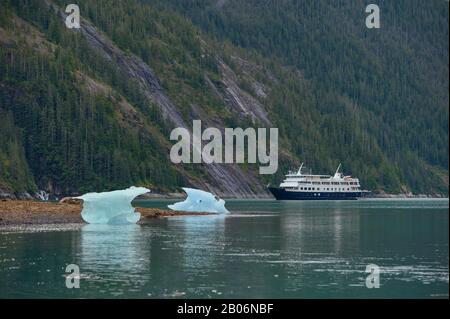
168, 188, 229, 214
77, 186, 150, 224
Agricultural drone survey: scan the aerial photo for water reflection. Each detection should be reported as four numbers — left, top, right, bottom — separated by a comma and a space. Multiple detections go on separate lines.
153, 216, 227, 297
0, 199, 447, 298
78, 224, 151, 297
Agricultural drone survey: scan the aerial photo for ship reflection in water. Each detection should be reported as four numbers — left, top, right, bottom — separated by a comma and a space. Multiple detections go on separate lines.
0, 199, 448, 298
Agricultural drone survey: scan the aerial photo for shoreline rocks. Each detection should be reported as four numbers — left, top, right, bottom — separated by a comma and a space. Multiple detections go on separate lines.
59, 197, 84, 205
0, 200, 211, 226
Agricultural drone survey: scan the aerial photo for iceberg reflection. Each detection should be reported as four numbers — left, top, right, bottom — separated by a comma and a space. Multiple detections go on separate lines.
80, 224, 150, 278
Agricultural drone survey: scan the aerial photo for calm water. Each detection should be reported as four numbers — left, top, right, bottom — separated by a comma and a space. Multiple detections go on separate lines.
0, 199, 448, 299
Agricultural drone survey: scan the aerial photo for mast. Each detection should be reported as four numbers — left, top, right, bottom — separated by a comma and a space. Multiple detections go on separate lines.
335, 163, 342, 175
332, 163, 343, 179
297, 163, 304, 175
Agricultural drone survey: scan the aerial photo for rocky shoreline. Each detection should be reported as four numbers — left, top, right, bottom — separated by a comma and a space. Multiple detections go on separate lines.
0, 189, 447, 201
0, 200, 211, 226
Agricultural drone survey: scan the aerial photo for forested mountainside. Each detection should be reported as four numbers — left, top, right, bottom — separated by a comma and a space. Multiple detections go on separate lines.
0, 0, 448, 198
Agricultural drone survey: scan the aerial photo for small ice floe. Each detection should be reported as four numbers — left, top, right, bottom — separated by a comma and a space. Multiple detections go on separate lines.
168, 188, 229, 214
77, 186, 150, 224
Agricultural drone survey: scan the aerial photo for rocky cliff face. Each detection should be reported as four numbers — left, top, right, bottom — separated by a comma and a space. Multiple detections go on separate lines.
46, 1, 275, 198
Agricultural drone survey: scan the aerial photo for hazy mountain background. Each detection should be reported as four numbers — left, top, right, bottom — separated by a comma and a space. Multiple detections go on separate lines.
0, 0, 448, 198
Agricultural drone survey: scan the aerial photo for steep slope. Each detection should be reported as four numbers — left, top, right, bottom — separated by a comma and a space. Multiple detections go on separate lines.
0, 4, 180, 197
145, 0, 450, 195
0, 0, 448, 197
0, 0, 280, 198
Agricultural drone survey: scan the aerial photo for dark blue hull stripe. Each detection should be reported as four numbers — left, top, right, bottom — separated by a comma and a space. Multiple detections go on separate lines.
268, 188, 363, 200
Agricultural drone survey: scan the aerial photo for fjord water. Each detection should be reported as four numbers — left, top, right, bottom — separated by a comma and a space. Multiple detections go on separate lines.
0, 199, 448, 298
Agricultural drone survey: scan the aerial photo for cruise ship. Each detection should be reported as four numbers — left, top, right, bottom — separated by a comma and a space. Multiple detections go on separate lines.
269, 163, 370, 200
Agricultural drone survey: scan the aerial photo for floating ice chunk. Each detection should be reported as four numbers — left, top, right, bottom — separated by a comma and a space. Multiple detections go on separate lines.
77, 186, 150, 224
168, 188, 229, 214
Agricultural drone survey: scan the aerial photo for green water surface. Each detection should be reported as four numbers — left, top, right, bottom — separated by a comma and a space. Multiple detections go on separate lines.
0, 199, 448, 298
